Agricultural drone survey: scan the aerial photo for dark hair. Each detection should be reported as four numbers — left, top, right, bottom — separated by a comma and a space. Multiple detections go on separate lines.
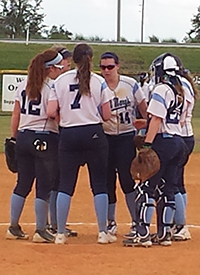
169, 76, 185, 104
73, 43, 93, 96
100, 52, 119, 64
51, 44, 72, 59
26, 49, 59, 100
139, 71, 149, 87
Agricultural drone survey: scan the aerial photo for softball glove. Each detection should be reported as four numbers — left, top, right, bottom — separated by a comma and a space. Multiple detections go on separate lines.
4, 137, 17, 173
130, 147, 160, 182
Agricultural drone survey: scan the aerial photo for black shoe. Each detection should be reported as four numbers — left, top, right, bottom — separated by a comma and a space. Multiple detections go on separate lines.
47, 227, 57, 235
107, 220, 117, 236
172, 225, 191, 241
32, 229, 55, 243
150, 233, 159, 245
65, 227, 78, 237
123, 222, 137, 239
48, 226, 78, 237
123, 234, 152, 247
6, 224, 29, 240
158, 232, 172, 246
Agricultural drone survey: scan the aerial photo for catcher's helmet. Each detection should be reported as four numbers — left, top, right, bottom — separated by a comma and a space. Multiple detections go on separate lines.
150, 52, 179, 84
170, 54, 190, 76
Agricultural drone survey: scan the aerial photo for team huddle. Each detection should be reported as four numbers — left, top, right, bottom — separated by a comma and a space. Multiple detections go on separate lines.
5, 43, 198, 247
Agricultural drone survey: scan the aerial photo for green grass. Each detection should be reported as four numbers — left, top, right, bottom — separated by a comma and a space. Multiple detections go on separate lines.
192, 117, 200, 152
0, 43, 199, 74
193, 97, 200, 118
0, 115, 11, 153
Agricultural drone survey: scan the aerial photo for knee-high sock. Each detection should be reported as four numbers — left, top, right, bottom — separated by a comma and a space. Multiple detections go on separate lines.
49, 190, 58, 228
182, 193, 187, 208
174, 192, 186, 225
10, 193, 25, 226
125, 191, 136, 223
94, 193, 108, 232
35, 198, 48, 230
108, 203, 116, 221
56, 192, 71, 233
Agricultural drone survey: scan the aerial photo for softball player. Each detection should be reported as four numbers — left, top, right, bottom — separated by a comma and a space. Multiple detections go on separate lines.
48, 45, 77, 237
47, 43, 116, 245
138, 72, 150, 103
136, 71, 151, 135
123, 53, 187, 247
172, 57, 199, 241
99, 52, 147, 237
6, 50, 64, 243
51, 44, 72, 73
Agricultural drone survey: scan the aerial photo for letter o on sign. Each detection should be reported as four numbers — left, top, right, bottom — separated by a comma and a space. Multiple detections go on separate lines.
8, 84, 15, 91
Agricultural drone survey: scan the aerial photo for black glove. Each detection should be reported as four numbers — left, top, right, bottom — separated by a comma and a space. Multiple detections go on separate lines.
4, 137, 17, 173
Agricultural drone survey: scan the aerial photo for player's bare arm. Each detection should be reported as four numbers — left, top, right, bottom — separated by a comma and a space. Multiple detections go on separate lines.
145, 115, 162, 143
11, 100, 20, 138
133, 118, 147, 130
101, 101, 111, 121
137, 99, 147, 119
47, 100, 59, 118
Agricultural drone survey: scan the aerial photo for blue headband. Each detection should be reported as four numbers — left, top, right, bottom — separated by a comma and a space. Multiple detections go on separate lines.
45, 53, 63, 68
100, 52, 119, 64
59, 48, 72, 59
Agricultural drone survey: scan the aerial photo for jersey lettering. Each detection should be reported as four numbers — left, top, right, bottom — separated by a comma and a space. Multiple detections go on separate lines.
21, 90, 41, 116
70, 84, 81, 109
111, 96, 131, 111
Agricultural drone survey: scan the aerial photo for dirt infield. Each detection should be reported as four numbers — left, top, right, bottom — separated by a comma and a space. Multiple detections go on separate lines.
0, 153, 200, 275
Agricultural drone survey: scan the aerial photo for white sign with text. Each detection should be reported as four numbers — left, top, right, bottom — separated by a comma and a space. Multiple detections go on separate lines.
2, 74, 27, 112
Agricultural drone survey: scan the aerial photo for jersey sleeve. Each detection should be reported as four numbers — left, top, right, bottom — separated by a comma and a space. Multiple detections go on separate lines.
182, 80, 193, 104
48, 83, 58, 101
133, 81, 146, 104
101, 82, 113, 105
147, 84, 171, 119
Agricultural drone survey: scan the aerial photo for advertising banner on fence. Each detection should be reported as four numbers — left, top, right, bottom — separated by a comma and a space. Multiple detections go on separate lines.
2, 74, 27, 112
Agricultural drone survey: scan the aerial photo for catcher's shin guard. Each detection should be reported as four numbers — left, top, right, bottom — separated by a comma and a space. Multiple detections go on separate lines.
156, 195, 175, 240
135, 183, 155, 239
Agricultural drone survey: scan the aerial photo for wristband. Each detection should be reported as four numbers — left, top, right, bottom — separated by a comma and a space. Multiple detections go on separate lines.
142, 142, 152, 149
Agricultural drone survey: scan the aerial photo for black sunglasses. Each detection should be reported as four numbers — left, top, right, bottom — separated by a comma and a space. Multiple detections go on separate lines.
99, 64, 116, 70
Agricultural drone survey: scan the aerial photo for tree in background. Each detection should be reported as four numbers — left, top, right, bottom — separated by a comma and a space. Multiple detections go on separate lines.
88, 35, 103, 42
161, 38, 177, 43
149, 35, 159, 43
0, 0, 45, 38
43, 24, 72, 39
187, 6, 200, 42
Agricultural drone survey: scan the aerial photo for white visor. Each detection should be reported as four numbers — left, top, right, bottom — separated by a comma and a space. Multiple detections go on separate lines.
45, 53, 63, 68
